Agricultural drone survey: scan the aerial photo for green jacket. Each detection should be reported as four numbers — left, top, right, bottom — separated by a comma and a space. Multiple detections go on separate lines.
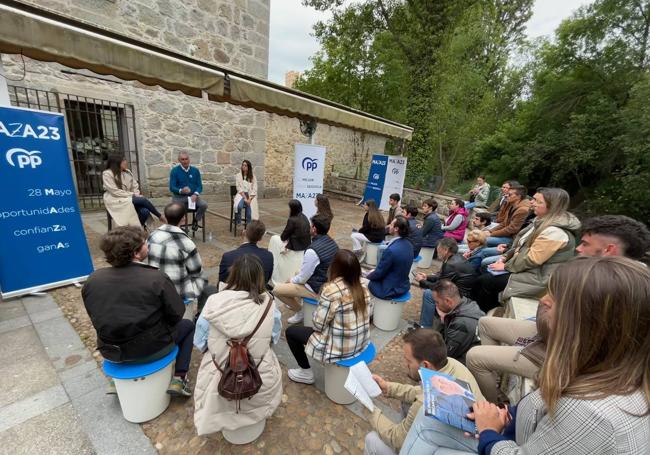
503, 213, 581, 301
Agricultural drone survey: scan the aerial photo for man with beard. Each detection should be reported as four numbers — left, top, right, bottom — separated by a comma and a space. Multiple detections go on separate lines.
363, 329, 484, 455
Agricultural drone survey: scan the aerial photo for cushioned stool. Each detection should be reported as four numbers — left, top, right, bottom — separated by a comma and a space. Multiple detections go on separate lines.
373, 291, 411, 331
303, 297, 319, 328
364, 242, 383, 267
418, 248, 435, 269
103, 346, 178, 423
222, 419, 266, 445
324, 342, 376, 405
410, 255, 422, 283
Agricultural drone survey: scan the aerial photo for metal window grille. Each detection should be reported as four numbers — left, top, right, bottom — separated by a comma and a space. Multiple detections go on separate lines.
7, 85, 140, 210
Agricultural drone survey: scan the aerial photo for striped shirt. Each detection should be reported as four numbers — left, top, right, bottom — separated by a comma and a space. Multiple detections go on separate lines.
305, 277, 371, 363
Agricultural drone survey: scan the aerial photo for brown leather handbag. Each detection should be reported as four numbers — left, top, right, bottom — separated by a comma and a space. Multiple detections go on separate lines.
212, 296, 273, 412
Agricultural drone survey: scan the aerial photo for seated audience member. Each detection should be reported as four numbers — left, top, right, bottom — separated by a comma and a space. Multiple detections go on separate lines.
488, 180, 519, 222
386, 193, 404, 227
576, 214, 650, 260
484, 185, 530, 248
103, 154, 165, 228
421, 199, 444, 249
285, 250, 370, 384
219, 220, 273, 284
404, 205, 423, 258
367, 216, 413, 300
464, 176, 491, 211
233, 159, 258, 225
473, 187, 581, 313
365, 329, 484, 455
193, 255, 281, 436
147, 203, 207, 303
462, 230, 488, 272
169, 152, 208, 231
268, 199, 311, 284
418, 280, 483, 364
82, 226, 194, 396
467, 216, 650, 404
442, 199, 469, 243
415, 237, 477, 306
351, 199, 386, 259
273, 214, 339, 324
421, 257, 650, 455
473, 212, 495, 231
315, 193, 334, 221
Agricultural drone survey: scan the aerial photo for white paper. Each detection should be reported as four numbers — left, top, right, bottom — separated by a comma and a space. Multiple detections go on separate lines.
187, 196, 196, 210
344, 361, 382, 411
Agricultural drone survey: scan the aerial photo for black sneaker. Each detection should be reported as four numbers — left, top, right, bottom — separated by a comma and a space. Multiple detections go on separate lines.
191, 219, 199, 232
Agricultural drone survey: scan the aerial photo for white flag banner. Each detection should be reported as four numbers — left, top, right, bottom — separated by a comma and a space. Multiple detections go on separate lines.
379, 156, 408, 210
293, 143, 327, 218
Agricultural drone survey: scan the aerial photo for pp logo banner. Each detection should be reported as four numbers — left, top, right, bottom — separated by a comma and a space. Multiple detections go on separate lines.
302, 157, 318, 171
6, 148, 43, 169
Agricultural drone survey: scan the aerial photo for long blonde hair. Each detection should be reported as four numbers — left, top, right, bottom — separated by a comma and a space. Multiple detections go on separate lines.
528, 187, 570, 246
539, 256, 650, 415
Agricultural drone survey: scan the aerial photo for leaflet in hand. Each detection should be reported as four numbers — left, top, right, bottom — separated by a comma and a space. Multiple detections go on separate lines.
187, 196, 196, 210
419, 367, 477, 433
344, 361, 382, 411
487, 268, 508, 276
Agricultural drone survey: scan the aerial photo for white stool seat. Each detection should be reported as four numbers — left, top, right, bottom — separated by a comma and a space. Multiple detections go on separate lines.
372, 291, 411, 331
418, 248, 435, 269
364, 242, 383, 267
102, 346, 177, 423
324, 342, 376, 404
302, 297, 319, 328
222, 419, 266, 445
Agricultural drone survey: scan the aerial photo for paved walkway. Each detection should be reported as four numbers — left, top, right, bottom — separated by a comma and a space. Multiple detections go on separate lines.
0, 294, 155, 454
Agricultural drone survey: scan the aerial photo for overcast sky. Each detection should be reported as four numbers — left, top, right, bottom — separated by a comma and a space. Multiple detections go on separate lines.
268, 0, 594, 84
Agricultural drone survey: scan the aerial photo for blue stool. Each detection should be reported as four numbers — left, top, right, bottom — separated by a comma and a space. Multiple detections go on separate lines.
302, 297, 319, 328
325, 342, 376, 404
103, 346, 178, 423
373, 291, 411, 331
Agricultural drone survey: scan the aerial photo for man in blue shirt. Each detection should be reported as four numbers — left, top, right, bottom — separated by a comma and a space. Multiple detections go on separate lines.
169, 152, 208, 231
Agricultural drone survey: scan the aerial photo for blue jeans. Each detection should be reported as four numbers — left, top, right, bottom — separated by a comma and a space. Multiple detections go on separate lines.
464, 202, 477, 210
485, 236, 513, 248
420, 289, 437, 328
478, 247, 503, 269
400, 407, 478, 455
132, 196, 161, 226
236, 192, 251, 224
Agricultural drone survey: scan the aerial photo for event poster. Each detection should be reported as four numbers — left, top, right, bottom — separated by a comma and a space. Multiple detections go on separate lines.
0, 106, 93, 298
362, 154, 408, 210
293, 143, 326, 218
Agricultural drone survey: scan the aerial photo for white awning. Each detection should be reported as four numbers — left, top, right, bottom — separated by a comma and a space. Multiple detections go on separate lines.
0, 1, 413, 140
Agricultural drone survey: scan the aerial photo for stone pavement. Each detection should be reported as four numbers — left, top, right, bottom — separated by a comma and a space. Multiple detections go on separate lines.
0, 197, 440, 454
0, 294, 155, 455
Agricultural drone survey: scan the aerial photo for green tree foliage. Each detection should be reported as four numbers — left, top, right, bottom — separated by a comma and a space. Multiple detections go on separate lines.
476, 0, 650, 220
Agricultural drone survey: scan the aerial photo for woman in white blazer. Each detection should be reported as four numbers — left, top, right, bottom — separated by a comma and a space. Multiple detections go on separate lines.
233, 159, 259, 224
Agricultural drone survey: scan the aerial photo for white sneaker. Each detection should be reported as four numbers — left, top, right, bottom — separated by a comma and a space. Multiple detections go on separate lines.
287, 310, 304, 324
288, 368, 315, 384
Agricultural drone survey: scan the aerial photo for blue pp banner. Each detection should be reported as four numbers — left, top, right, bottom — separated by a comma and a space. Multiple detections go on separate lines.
0, 106, 93, 298
362, 154, 388, 207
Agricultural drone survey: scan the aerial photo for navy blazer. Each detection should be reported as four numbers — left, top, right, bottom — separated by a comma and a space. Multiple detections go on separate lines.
367, 237, 413, 299
218, 243, 274, 284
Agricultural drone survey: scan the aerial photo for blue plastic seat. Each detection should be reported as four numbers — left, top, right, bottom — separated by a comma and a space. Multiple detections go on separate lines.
103, 346, 178, 380
303, 297, 319, 306
336, 342, 376, 367
392, 292, 411, 303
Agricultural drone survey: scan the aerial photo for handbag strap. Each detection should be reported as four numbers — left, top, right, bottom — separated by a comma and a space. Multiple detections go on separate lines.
243, 295, 273, 344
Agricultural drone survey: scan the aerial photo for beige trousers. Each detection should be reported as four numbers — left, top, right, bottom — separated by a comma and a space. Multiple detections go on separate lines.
466, 317, 538, 402
272, 282, 317, 312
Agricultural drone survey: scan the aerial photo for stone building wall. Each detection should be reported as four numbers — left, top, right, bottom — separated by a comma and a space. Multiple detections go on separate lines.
19, 0, 270, 78
264, 114, 388, 197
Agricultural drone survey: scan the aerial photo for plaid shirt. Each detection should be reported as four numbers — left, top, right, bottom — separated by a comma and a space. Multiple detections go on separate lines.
146, 225, 206, 300
305, 277, 371, 363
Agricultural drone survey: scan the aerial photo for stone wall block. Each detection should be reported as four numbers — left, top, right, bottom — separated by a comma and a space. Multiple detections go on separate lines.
149, 99, 179, 116
217, 151, 230, 164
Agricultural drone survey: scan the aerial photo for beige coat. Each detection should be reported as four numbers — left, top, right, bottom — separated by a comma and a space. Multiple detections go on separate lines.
194, 290, 282, 435
102, 169, 141, 227
233, 173, 259, 220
